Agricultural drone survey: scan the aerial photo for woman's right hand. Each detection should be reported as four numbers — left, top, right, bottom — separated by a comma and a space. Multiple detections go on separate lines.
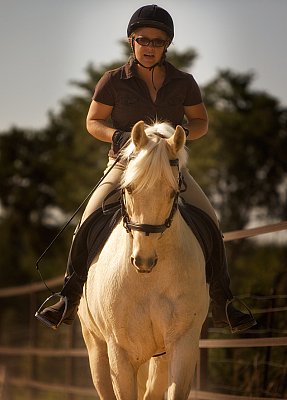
111, 130, 131, 154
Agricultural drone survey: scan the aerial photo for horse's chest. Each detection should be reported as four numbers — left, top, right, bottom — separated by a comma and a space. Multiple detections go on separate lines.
91, 242, 207, 348
111, 287, 193, 340
97, 263, 200, 328
104, 295, 170, 355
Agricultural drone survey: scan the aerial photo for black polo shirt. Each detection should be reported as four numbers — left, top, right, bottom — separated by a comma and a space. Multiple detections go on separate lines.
92, 60, 203, 132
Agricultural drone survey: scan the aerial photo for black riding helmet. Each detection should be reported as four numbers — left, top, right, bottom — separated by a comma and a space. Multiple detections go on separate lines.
127, 4, 174, 40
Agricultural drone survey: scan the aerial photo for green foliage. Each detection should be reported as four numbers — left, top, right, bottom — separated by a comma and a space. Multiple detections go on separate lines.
167, 47, 198, 70
189, 70, 287, 230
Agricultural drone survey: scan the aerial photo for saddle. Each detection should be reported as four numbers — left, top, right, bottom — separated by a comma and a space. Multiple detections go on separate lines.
70, 197, 223, 283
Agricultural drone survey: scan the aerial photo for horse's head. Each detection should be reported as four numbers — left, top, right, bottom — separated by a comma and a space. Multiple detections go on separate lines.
121, 121, 187, 273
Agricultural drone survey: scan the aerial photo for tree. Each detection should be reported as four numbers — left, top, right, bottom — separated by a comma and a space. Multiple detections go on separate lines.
189, 70, 287, 231
0, 127, 65, 285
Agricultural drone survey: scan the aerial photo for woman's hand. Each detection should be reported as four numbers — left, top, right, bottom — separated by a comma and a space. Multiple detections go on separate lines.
112, 130, 131, 154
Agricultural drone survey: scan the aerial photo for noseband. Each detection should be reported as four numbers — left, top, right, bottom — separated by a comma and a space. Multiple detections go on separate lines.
121, 158, 184, 236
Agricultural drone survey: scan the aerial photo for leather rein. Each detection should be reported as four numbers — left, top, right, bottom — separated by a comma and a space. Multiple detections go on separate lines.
121, 158, 185, 236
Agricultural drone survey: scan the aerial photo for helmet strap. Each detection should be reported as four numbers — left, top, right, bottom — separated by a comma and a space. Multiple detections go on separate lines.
130, 38, 167, 91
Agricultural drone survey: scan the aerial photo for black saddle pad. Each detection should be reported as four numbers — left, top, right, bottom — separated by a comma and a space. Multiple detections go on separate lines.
70, 198, 221, 283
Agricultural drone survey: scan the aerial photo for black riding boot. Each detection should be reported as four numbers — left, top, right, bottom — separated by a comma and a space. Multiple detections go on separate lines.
208, 236, 257, 334
35, 216, 87, 330
35, 217, 87, 329
35, 267, 86, 330
178, 199, 256, 334
35, 204, 123, 330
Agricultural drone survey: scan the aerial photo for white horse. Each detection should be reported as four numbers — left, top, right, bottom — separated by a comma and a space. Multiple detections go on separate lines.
78, 121, 209, 400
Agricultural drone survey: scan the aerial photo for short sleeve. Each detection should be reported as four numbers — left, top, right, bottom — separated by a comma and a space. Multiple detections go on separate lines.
183, 75, 203, 106
92, 71, 115, 106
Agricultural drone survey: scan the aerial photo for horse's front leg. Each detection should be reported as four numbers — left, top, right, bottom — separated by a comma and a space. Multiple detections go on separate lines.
167, 328, 201, 400
80, 326, 117, 400
108, 342, 138, 400
143, 355, 168, 399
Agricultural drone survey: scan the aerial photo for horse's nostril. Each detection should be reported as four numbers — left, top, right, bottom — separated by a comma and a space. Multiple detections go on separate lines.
131, 256, 143, 267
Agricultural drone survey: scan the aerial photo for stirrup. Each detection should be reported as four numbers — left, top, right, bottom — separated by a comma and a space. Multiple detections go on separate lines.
225, 297, 256, 334
35, 293, 68, 330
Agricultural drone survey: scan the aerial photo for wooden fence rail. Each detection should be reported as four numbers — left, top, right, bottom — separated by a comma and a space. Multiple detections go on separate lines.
1, 335, 287, 360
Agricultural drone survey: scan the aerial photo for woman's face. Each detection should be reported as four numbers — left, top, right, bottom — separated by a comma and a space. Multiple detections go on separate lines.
131, 27, 169, 68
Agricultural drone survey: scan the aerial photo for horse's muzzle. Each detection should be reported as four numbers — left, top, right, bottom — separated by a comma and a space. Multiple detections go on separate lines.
131, 255, 158, 273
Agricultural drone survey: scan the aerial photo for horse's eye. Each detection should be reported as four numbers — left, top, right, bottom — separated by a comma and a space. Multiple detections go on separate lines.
126, 186, 133, 194
170, 190, 177, 199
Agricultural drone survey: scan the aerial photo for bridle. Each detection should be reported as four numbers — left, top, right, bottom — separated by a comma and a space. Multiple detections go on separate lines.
121, 158, 185, 236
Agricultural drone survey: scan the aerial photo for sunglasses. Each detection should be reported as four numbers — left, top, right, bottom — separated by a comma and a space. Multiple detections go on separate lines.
134, 37, 168, 48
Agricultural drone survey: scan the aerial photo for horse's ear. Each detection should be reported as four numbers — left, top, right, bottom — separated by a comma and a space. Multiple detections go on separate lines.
167, 125, 186, 156
131, 121, 148, 150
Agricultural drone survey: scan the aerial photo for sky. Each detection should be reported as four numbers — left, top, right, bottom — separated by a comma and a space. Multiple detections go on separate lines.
0, 0, 287, 131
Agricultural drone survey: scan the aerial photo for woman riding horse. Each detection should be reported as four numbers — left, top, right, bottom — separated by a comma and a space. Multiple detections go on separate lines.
79, 121, 210, 399
36, 4, 256, 333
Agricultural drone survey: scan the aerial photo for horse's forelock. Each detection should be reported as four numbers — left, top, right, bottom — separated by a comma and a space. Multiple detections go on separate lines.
145, 122, 174, 139
121, 122, 187, 193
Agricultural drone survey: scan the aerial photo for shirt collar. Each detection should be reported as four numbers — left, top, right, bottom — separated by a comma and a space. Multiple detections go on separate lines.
120, 59, 186, 81
120, 59, 137, 80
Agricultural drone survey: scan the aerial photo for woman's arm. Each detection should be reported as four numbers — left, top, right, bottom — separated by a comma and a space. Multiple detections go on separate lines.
183, 103, 209, 140
86, 100, 115, 142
